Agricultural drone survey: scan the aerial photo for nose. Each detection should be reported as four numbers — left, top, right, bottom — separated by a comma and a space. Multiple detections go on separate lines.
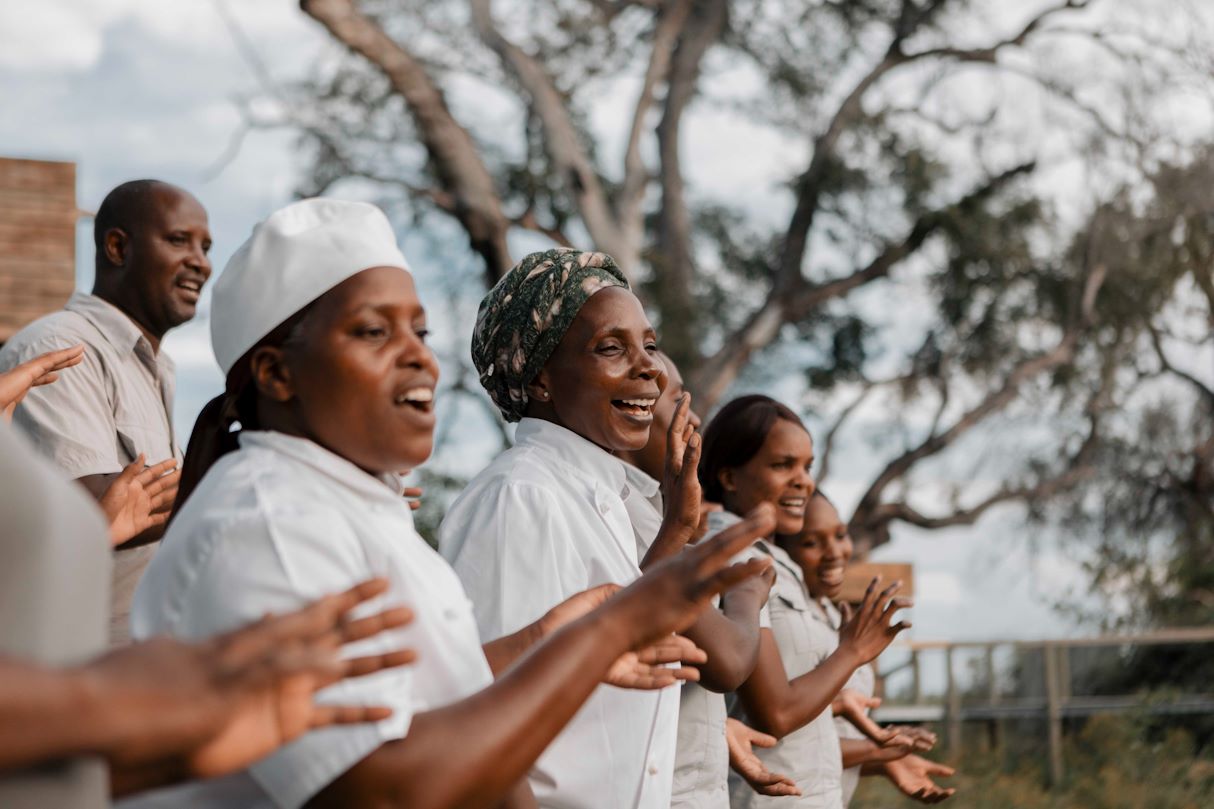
635, 347, 662, 381
396, 328, 440, 376
190, 244, 212, 279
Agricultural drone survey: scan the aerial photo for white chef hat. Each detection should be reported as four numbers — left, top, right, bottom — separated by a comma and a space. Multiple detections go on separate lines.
210, 198, 410, 376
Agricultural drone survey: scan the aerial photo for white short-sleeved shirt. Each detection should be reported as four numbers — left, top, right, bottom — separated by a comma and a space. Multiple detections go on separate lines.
121, 431, 494, 809
440, 418, 679, 809
831, 605, 874, 806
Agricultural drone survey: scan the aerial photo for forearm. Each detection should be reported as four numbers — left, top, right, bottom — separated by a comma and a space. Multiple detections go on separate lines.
109, 758, 188, 798
481, 622, 544, 677
311, 609, 631, 809
685, 594, 763, 692
0, 659, 115, 771
739, 635, 861, 739
840, 738, 906, 769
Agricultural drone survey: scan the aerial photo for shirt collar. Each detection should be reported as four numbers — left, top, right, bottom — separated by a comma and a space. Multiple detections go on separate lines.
238, 430, 409, 503
66, 292, 147, 353
622, 462, 661, 500
514, 417, 628, 497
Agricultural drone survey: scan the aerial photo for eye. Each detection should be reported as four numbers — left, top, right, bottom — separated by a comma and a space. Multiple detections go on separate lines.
355, 323, 389, 340
596, 342, 623, 355
414, 326, 430, 342
202, 241, 212, 254
168, 233, 187, 245
645, 341, 658, 353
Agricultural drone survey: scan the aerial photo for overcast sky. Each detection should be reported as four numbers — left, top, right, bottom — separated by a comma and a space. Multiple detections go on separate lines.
2, 0, 1139, 676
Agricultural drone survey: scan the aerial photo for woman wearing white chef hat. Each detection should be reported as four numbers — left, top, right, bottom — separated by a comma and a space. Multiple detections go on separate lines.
125, 198, 775, 809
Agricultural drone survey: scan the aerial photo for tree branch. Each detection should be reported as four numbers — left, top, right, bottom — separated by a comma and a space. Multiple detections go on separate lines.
469, 0, 634, 273
1146, 320, 1214, 405
691, 160, 1036, 408
847, 265, 1108, 550
300, 0, 514, 283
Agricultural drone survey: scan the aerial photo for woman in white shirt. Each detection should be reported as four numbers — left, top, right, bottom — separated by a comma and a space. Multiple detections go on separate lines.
617, 353, 775, 809
695, 395, 911, 808
441, 248, 717, 808
128, 200, 774, 809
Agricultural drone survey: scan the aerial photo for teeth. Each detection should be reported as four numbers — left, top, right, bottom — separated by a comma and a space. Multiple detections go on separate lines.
779, 497, 806, 507
396, 388, 434, 404
621, 399, 655, 407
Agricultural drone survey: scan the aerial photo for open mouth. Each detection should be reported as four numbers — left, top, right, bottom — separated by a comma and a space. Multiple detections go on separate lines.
819, 564, 845, 587
175, 278, 203, 302
394, 387, 435, 413
777, 496, 807, 515
610, 397, 656, 420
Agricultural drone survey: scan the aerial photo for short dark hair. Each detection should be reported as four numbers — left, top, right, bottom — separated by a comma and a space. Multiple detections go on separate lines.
698, 394, 808, 503
93, 179, 173, 267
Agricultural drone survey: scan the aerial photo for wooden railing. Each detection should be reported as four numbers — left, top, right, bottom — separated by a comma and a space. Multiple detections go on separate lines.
870, 628, 1214, 784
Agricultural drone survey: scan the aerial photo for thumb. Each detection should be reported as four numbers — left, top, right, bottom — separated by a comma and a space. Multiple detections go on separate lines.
927, 761, 957, 777
866, 695, 882, 709
749, 730, 778, 749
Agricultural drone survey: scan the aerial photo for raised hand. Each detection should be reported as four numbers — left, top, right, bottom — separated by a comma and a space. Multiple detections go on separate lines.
616, 503, 777, 649
91, 578, 415, 779
660, 393, 702, 539
604, 634, 705, 690
832, 689, 918, 749
837, 578, 911, 665
883, 754, 956, 803
0, 344, 85, 421
538, 584, 706, 690
725, 717, 800, 797
403, 486, 423, 511
100, 456, 180, 546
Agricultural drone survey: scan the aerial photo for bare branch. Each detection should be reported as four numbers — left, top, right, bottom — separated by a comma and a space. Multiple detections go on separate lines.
469, 0, 634, 273
619, 0, 692, 249
816, 381, 886, 485
1146, 321, 1214, 405
691, 160, 1036, 407
300, 0, 514, 283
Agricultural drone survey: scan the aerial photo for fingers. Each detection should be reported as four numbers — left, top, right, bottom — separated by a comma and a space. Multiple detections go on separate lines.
309, 703, 395, 729
694, 502, 776, 572
338, 647, 419, 679
114, 454, 148, 487
23, 344, 85, 383
681, 431, 702, 486
839, 600, 854, 624
747, 728, 778, 749
633, 635, 706, 666
925, 762, 956, 778
338, 605, 414, 645
137, 457, 179, 486
664, 394, 691, 476
696, 558, 771, 602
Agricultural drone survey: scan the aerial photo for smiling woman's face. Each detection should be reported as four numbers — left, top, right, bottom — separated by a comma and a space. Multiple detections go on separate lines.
274, 266, 440, 474
719, 418, 815, 536
785, 494, 853, 600
531, 286, 665, 452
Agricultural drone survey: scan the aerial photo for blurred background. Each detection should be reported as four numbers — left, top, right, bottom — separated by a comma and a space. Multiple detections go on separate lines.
2, 1, 1212, 805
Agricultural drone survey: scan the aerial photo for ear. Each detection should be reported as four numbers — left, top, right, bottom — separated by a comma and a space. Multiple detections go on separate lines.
250, 346, 294, 403
103, 228, 130, 268
718, 467, 737, 493
526, 369, 553, 405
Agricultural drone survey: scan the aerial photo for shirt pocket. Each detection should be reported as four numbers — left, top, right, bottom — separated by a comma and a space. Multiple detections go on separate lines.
768, 594, 818, 659
116, 421, 175, 466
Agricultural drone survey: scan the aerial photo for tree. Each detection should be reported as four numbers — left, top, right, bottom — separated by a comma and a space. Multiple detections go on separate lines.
226, 0, 1212, 552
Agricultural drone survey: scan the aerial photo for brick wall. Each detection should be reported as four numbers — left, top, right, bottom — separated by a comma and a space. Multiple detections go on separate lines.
0, 158, 77, 342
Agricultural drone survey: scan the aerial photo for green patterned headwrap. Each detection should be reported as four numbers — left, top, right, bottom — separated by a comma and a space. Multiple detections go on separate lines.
472, 248, 630, 422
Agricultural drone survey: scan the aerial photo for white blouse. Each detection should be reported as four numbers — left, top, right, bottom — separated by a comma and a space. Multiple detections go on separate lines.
440, 418, 680, 809
121, 431, 493, 809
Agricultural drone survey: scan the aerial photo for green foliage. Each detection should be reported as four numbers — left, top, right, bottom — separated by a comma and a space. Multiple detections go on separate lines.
853, 715, 1214, 809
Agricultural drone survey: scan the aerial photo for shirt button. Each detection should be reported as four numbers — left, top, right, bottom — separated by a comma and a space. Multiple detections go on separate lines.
598, 502, 610, 515
647, 764, 658, 776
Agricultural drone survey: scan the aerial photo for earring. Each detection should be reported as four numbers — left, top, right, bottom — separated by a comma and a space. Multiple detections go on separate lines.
540, 391, 550, 401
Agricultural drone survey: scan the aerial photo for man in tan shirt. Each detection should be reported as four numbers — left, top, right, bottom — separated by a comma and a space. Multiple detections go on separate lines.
0, 179, 212, 644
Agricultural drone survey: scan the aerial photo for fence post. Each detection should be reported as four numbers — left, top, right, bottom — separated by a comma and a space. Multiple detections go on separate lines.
986, 644, 1001, 753
1044, 644, 1064, 786
911, 649, 922, 704
945, 645, 962, 754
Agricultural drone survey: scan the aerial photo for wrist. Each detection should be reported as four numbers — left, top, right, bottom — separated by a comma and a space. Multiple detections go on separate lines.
67, 662, 124, 758
833, 642, 865, 670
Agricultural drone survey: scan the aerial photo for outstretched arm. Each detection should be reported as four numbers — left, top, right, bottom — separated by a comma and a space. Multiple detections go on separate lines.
310, 507, 777, 809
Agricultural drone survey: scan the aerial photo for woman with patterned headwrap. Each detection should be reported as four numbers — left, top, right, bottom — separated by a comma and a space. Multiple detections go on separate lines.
440, 247, 719, 809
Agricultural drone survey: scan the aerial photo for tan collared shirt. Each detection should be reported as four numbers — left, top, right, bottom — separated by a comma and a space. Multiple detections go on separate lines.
0, 423, 110, 809
0, 291, 180, 645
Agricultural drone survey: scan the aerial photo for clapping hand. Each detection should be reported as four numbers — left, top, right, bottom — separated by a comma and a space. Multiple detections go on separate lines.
832, 689, 924, 750
0, 344, 85, 421
96, 578, 415, 781
541, 584, 706, 690
100, 455, 180, 546
883, 754, 956, 803
837, 578, 911, 665
725, 717, 800, 797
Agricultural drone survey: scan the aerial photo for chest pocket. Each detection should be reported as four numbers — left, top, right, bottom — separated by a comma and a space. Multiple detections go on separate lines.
768, 593, 819, 662
116, 422, 176, 466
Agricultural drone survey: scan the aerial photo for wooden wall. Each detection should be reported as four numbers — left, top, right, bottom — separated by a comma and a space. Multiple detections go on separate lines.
0, 158, 77, 343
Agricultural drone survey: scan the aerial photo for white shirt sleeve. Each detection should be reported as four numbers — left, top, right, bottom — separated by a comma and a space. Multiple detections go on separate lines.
443, 480, 590, 640
169, 506, 417, 809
